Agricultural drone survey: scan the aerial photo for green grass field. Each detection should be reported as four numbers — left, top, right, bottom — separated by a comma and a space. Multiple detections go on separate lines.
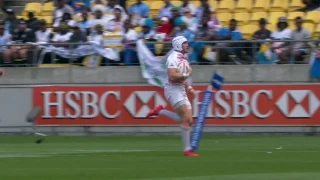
0, 136, 320, 180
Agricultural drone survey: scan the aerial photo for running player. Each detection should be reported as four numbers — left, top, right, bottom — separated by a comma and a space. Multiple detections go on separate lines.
146, 36, 198, 157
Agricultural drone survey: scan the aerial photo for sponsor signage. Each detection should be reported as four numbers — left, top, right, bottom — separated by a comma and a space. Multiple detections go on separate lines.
33, 84, 320, 125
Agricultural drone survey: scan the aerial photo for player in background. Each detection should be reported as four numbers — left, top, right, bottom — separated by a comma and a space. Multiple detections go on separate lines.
146, 36, 198, 157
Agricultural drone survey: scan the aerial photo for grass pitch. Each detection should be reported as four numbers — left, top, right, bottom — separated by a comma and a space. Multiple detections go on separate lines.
0, 136, 319, 180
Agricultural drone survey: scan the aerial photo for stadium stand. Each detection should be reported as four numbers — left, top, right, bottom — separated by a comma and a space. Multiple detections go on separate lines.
270, 0, 289, 12
289, 0, 305, 11
233, 12, 250, 26
234, 0, 252, 13
216, 0, 235, 13
1, 0, 320, 66
252, 0, 271, 12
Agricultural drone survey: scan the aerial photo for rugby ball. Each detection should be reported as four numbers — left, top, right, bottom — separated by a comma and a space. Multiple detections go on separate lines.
177, 61, 190, 74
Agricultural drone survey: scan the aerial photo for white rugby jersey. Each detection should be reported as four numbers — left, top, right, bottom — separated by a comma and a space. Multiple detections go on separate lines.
166, 50, 190, 86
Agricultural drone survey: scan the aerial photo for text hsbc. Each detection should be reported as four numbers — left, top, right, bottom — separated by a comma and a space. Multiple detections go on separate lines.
192, 90, 273, 118
41, 91, 121, 119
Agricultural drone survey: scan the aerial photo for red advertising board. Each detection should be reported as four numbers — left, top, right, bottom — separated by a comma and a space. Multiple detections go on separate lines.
33, 84, 320, 125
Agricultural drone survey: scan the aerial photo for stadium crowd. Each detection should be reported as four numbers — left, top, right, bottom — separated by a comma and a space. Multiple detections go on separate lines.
0, 0, 319, 66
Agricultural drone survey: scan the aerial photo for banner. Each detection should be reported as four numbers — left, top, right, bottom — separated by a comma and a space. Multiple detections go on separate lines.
36, 42, 120, 65
33, 84, 320, 126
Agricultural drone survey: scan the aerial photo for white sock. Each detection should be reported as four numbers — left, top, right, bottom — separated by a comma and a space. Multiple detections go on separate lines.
159, 110, 181, 123
181, 125, 192, 151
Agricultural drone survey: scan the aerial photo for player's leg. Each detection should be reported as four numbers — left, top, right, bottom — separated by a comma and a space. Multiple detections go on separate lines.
146, 86, 182, 123
174, 102, 198, 156
166, 88, 197, 156
146, 105, 181, 123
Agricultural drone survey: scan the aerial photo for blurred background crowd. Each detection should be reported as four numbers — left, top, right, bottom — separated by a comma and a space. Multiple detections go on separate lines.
0, 0, 320, 66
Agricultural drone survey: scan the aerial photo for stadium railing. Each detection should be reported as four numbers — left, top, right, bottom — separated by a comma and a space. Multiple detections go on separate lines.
0, 39, 318, 67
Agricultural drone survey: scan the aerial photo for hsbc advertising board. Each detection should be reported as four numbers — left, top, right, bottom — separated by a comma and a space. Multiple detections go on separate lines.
32, 84, 320, 126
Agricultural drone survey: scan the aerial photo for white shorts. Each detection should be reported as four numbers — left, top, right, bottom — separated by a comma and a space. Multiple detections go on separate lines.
164, 84, 192, 110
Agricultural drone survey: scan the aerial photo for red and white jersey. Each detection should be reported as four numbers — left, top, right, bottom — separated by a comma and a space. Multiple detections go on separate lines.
166, 50, 190, 86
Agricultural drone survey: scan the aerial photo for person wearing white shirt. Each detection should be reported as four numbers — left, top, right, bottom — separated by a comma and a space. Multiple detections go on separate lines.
105, 8, 124, 32
35, 20, 53, 43
51, 21, 74, 63
0, 22, 12, 63
105, 0, 127, 21
181, 7, 198, 33
52, 21, 73, 45
52, 12, 73, 32
52, 0, 74, 24
89, 24, 105, 46
121, 19, 138, 65
179, 0, 196, 16
87, 4, 113, 34
271, 17, 292, 63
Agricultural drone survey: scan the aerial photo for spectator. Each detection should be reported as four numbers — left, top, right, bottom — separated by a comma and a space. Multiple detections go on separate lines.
215, 19, 243, 64
53, 0, 73, 6
297, 0, 320, 12
105, 8, 124, 32
253, 18, 271, 40
207, 11, 221, 32
78, 9, 90, 33
190, 15, 217, 64
253, 18, 273, 64
128, 0, 149, 27
158, 0, 173, 18
0, 1, 6, 21
0, 21, 12, 64
195, 0, 212, 20
121, 19, 138, 65
105, 0, 127, 21
291, 16, 312, 63
174, 21, 194, 42
92, 0, 106, 5
53, 0, 75, 23
181, 7, 198, 33
179, 0, 196, 16
139, 18, 156, 38
216, 19, 242, 41
69, 21, 87, 66
35, 20, 53, 43
87, 5, 113, 35
168, 6, 182, 36
71, 0, 90, 13
4, 9, 18, 34
89, 24, 104, 45
156, 16, 172, 35
270, 17, 292, 63
196, 15, 216, 41
53, 12, 73, 30
139, 18, 156, 54
51, 21, 74, 63
51, 21, 73, 44
9, 20, 36, 62
26, 11, 40, 32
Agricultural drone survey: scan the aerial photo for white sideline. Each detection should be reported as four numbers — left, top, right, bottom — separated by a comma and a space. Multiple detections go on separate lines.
0, 149, 153, 158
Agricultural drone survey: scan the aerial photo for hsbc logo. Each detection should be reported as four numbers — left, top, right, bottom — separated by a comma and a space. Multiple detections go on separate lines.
276, 90, 320, 118
124, 91, 167, 118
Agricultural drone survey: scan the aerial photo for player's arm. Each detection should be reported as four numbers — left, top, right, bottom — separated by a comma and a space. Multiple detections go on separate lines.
167, 68, 189, 82
184, 82, 194, 92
